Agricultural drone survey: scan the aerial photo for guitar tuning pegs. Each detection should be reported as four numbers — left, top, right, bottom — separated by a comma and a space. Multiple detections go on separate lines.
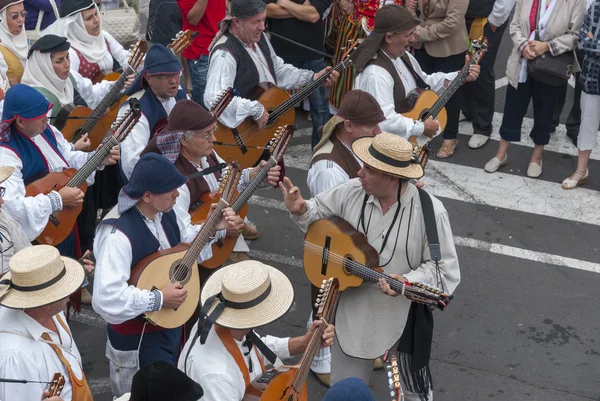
322, 279, 327, 284
390, 390, 395, 398
314, 302, 319, 308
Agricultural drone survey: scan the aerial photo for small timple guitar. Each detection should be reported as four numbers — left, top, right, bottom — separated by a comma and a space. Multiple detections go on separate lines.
168, 30, 198, 55
45, 373, 65, 397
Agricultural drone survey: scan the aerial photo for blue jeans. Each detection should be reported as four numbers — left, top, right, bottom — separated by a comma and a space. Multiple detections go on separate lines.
289, 58, 331, 149
188, 54, 210, 108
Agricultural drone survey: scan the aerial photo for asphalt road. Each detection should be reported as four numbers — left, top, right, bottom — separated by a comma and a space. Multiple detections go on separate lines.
69, 24, 600, 401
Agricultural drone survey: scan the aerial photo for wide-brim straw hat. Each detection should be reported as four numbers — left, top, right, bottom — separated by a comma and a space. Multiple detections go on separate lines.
0, 166, 14, 183
0, 245, 85, 309
352, 132, 423, 179
200, 260, 294, 330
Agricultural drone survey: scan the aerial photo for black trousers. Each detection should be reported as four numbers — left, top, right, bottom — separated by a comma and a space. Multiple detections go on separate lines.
552, 50, 584, 140
414, 49, 464, 140
499, 77, 562, 145
462, 18, 509, 136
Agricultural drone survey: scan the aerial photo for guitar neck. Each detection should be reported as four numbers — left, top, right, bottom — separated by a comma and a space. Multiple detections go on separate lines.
267, 59, 351, 125
291, 322, 328, 392
72, 66, 134, 143
426, 59, 475, 120
66, 136, 119, 188
230, 157, 277, 213
345, 261, 407, 295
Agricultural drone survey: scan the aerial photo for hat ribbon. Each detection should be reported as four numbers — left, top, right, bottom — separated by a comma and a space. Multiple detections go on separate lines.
0, 263, 67, 300
369, 145, 413, 168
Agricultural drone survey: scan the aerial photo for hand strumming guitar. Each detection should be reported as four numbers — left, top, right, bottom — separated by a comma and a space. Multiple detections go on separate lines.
279, 177, 307, 216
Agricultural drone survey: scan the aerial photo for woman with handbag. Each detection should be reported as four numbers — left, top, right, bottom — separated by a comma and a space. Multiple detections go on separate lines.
43, 0, 130, 81
562, 0, 600, 189
484, 0, 586, 178
0, 0, 28, 87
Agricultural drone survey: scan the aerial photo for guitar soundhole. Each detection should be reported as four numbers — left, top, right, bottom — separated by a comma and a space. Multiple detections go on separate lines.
342, 255, 354, 276
419, 109, 431, 121
169, 260, 191, 286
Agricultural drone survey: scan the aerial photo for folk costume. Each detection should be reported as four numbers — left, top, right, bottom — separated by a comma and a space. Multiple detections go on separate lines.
0, 0, 28, 87
179, 260, 294, 401
0, 245, 90, 401
203, 0, 315, 129
353, 5, 459, 139
92, 153, 224, 398
21, 34, 113, 119
291, 133, 460, 400
0, 166, 30, 275
0, 84, 100, 257
43, 0, 129, 80
119, 44, 187, 181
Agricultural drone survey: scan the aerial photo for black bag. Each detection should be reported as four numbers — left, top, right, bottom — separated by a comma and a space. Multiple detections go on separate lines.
527, 49, 575, 86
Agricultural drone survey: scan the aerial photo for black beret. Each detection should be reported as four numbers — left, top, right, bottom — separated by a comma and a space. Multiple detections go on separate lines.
59, 0, 95, 18
28, 35, 71, 59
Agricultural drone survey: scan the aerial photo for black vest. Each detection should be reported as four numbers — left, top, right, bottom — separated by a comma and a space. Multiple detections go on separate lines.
211, 31, 277, 98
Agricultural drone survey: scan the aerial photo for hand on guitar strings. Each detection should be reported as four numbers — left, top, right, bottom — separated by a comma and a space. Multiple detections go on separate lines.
313, 66, 340, 88
58, 187, 85, 208
99, 145, 121, 166
464, 55, 481, 83
306, 319, 335, 349
225, 216, 245, 237
161, 281, 188, 310
377, 274, 408, 297
123, 74, 136, 91
211, 205, 244, 233
73, 133, 91, 151
422, 117, 439, 139
278, 177, 307, 216
41, 389, 63, 401
255, 108, 269, 130
81, 250, 95, 275
250, 161, 281, 187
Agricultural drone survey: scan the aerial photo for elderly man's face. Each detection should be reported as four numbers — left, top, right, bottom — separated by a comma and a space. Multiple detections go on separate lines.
344, 120, 382, 141
234, 10, 266, 46
384, 28, 417, 58
181, 123, 217, 160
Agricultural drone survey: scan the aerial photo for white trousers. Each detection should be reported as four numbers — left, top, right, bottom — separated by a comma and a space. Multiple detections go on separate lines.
578, 92, 600, 151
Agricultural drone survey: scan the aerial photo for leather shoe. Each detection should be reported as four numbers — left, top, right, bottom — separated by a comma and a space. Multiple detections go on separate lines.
313, 372, 331, 387
527, 161, 542, 178
484, 155, 507, 173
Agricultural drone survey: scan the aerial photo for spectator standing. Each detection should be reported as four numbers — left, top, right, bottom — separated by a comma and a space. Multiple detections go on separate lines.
178, 0, 226, 106
146, 0, 182, 46
23, 0, 58, 31
265, 0, 332, 149
463, 0, 517, 149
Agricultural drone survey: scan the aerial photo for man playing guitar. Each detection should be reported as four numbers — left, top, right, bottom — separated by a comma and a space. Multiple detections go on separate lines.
280, 133, 461, 400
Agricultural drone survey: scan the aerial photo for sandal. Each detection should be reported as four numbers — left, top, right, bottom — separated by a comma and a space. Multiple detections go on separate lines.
561, 169, 589, 190
436, 140, 458, 159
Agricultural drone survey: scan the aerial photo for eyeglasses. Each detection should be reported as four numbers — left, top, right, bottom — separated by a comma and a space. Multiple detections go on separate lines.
8, 11, 27, 20
0, 187, 5, 198
194, 126, 217, 140
154, 72, 181, 82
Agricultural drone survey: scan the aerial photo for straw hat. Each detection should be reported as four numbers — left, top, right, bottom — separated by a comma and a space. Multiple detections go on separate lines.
352, 133, 423, 179
0, 245, 85, 309
0, 166, 14, 184
200, 260, 294, 330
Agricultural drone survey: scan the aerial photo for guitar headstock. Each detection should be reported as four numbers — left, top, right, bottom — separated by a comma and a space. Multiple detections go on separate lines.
111, 98, 142, 142
342, 39, 360, 66
405, 281, 452, 310
168, 30, 197, 56
218, 162, 243, 205
209, 88, 234, 120
46, 373, 65, 397
412, 141, 431, 170
385, 353, 404, 401
128, 40, 148, 71
469, 37, 489, 64
315, 278, 339, 321
268, 125, 295, 162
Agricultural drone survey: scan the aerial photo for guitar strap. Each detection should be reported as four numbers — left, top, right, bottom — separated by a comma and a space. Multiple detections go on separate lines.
417, 188, 443, 292
187, 163, 227, 180
215, 325, 267, 388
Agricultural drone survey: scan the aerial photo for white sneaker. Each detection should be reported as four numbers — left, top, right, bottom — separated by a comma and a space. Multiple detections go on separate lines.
468, 134, 490, 149
484, 156, 507, 173
527, 161, 543, 178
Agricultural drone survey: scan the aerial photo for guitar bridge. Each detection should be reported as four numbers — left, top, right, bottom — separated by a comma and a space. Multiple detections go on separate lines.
49, 214, 60, 227
231, 128, 248, 154
321, 236, 331, 275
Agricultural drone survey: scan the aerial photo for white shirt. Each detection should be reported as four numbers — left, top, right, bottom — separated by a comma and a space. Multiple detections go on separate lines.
307, 140, 363, 197
71, 70, 114, 109
92, 207, 224, 325
488, 0, 517, 27
355, 51, 458, 139
0, 125, 98, 241
179, 323, 291, 401
0, 309, 83, 401
69, 31, 130, 76
0, 210, 31, 275
119, 91, 181, 180
204, 32, 314, 128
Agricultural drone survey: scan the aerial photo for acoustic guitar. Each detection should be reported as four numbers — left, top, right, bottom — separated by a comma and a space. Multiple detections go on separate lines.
46, 373, 66, 397
56, 40, 148, 151
128, 165, 243, 329
26, 100, 141, 246
191, 125, 294, 269
244, 278, 339, 401
303, 217, 452, 310
404, 37, 488, 147
213, 41, 358, 168
384, 351, 404, 401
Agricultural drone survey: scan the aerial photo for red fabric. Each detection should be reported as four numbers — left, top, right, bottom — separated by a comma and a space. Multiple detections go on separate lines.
110, 320, 166, 335
529, 0, 539, 36
177, 0, 226, 60
72, 40, 111, 79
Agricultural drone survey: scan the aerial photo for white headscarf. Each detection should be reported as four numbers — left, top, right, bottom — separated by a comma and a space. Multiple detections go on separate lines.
44, 4, 108, 64
21, 50, 74, 105
0, 6, 28, 66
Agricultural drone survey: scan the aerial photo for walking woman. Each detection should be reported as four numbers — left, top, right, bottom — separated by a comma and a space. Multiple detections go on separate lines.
484, 0, 586, 177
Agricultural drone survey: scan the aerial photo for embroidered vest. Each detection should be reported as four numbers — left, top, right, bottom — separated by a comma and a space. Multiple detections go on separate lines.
211, 32, 277, 99
0, 45, 24, 85
366, 50, 428, 113
72, 41, 113, 80
1, 126, 67, 185
101, 207, 181, 335
310, 135, 361, 179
